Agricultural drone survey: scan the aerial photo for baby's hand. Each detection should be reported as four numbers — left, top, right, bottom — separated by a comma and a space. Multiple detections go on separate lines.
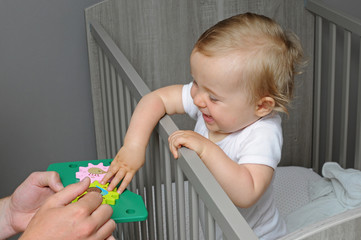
101, 145, 145, 194
168, 130, 212, 159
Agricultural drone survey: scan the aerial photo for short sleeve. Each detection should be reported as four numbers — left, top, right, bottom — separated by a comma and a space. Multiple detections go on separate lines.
182, 82, 198, 120
236, 116, 282, 169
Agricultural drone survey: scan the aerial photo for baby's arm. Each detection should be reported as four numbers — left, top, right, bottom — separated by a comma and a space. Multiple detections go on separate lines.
169, 130, 274, 208
101, 85, 185, 193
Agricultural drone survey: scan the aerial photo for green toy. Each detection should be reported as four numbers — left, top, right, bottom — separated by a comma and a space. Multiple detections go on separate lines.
47, 159, 148, 223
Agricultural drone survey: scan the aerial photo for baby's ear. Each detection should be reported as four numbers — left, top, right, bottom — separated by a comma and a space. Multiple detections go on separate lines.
255, 97, 275, 117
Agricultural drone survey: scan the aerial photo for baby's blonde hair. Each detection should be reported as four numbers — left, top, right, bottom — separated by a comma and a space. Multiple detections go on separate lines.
193, 12, 304, 114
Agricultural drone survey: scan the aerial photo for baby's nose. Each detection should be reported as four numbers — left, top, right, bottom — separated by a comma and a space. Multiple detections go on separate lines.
193, 93, 206, 108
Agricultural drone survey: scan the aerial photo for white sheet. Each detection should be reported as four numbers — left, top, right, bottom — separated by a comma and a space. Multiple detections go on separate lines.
286, 162, 361, 233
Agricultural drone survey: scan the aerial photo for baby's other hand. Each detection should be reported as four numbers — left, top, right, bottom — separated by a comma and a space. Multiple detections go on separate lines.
168, 130, 211, 159
101, 145, 145, 194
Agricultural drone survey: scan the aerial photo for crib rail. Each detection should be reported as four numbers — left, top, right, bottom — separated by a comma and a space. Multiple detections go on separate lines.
306, 0, 361, 172
86, 19, 257, 240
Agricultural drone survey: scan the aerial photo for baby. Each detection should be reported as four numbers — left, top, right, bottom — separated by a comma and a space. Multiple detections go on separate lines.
101, 12, 304, 239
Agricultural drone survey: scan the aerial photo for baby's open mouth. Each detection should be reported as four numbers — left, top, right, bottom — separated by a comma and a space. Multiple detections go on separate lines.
202, 113, 214, 123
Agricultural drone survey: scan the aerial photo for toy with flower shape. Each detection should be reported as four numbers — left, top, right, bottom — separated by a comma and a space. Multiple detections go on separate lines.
76, 162, 109, 183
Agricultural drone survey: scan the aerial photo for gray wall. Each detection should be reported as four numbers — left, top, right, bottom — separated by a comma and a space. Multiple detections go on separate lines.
0, 0, 101, 198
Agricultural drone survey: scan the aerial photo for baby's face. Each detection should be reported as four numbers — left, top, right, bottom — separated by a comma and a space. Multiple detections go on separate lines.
190, 51, 260, 137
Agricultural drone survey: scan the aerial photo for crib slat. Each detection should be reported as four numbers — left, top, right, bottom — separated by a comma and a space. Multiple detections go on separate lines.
122, 222, 128, 239
106, 62, 116, 156
129, 98, 139, 192
154, 135, 164, 240
176, 162, 186, 240
313, 15, 323, 172
355, 38, 361, 169
339, 30, 351, 168
325, 23, 337, 163
127, 222, 136, 239
189, 184, 199, 240
104, 55, 117, 156
164, 149, 175, 239
128, 222, 137, 239
116, 223, 123, 239
136, 159, 148, 239
205, 208, 215, 240
158, 140, 167, 239
124, 87, 132, 130
145, 144, 156, 240
111, 68, 121, 150
133, 222, 140, 240
117, 76, 127, 144
98, 50, 111, 158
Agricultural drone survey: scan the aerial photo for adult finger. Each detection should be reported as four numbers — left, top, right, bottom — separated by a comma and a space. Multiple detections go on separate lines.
90, 204, 113, 228
74, 191, 104, 215
26, 172, 63, 192
95, 219, 116, 240
105, 234, 116, 240
41, 171, 64, 192
50, 177, 91, 207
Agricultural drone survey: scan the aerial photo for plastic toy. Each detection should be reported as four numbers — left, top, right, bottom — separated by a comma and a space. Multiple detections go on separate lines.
47, 159, 148, 223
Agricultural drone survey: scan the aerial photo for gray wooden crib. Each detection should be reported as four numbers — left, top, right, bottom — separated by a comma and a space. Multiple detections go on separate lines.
85, 0, 361, 239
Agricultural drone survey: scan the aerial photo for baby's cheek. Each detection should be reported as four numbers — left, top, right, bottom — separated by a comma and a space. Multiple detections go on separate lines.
220, 116, 242, 131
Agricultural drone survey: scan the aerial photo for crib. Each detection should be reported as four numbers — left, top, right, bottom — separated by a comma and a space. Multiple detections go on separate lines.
84, 0, 361, 239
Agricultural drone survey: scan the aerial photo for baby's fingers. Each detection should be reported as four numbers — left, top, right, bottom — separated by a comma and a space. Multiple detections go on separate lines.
101, 164, 119, 185
168, 131, 184, 159
106, 168, 126, 191
116, 173, 134, 194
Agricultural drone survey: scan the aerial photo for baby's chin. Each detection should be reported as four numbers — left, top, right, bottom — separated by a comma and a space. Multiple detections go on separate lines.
206, 128, 233, 136
208, 126, 244, 135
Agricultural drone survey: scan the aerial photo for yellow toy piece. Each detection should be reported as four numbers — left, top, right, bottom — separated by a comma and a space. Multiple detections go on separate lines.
72, 180, 119, 205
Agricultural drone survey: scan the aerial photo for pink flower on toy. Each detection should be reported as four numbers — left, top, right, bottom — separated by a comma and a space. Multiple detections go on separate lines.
76, 163, 109, 183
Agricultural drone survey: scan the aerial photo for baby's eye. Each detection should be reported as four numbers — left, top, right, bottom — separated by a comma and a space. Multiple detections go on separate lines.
209, 95, 219, 102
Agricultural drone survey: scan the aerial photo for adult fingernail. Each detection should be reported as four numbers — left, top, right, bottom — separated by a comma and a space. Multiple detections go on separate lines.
81, 177, 90, 182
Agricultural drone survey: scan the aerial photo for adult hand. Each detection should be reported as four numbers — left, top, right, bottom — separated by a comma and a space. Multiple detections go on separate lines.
6, 171, 64, 235
20, 177, 116, 240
